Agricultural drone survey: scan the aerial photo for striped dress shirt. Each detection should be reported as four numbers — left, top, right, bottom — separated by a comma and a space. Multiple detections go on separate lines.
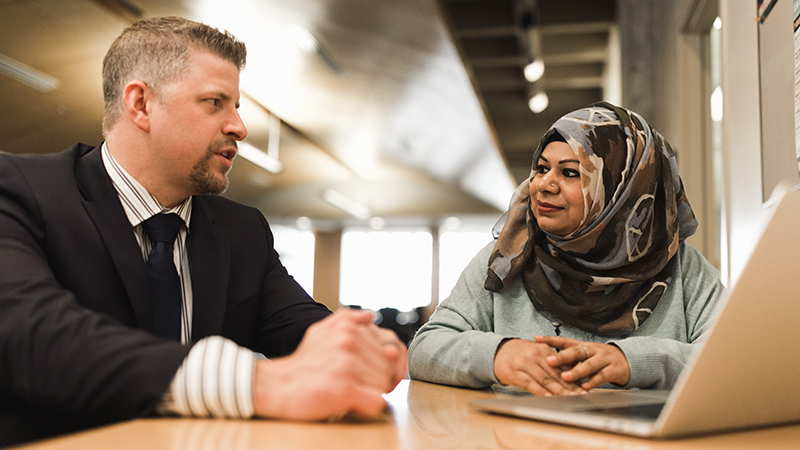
101, 143, 255, 419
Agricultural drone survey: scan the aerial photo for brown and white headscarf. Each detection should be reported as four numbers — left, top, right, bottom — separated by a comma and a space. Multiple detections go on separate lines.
485, 102, 697, 336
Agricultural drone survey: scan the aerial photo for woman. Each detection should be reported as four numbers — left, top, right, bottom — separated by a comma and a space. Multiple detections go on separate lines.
408, 102, 724, 396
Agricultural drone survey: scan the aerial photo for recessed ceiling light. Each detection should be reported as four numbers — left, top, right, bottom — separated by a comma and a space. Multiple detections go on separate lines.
523, 58, 545, 82
528, 91, 549, 114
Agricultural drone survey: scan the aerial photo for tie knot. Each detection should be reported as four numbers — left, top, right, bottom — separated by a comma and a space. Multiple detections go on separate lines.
142, 213, 184, 244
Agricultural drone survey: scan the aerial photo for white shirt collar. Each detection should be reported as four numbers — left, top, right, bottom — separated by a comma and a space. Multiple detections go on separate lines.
101, 142, 192, 229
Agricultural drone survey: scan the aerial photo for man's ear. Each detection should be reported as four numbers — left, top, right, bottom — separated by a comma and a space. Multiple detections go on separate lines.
122, 81, 153, 132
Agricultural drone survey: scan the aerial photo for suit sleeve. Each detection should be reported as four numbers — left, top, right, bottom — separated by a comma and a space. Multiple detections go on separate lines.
0, 156, 190, 429
251, 211, 332, 357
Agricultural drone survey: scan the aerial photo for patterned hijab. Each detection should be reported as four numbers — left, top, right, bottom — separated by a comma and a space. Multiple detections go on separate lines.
485, 102, 697, 336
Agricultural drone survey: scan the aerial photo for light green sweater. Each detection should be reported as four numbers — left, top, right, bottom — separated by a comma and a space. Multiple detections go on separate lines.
409, 241, 725, 390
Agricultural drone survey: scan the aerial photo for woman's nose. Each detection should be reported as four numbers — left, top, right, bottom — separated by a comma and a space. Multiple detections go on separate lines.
539, 173, 558, 192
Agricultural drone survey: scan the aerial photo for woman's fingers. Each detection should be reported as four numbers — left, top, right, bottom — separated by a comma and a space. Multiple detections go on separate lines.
534, 335, 631, 388
494, 339, 587, 396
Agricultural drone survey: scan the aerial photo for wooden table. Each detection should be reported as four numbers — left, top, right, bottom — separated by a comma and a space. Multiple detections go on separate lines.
15, 380, 800, 449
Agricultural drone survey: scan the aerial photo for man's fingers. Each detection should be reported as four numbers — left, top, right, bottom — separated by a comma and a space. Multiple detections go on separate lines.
381, 340, 409, 390
254, 309, 405, 421
337, 307, 377, 325
296, 309, 405, 391
342, 385, 389, 418
318, 314, 395, 378
364, 327, 408, 391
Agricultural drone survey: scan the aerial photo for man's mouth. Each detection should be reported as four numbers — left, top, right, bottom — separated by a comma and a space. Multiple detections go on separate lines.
218, 148, 237, 161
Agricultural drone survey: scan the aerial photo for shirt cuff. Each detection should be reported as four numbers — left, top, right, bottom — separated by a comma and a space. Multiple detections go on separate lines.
158, 336, 256, 419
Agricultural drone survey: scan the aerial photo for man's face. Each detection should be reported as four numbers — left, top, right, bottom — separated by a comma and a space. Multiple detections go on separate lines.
147, 48, 247, 202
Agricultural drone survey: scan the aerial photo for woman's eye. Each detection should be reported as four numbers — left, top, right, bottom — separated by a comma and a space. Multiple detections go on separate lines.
564, 168, 580, 178
535, 165, 550, 175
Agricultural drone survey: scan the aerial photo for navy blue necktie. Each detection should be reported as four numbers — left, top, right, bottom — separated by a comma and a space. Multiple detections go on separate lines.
142, 213, 184, 341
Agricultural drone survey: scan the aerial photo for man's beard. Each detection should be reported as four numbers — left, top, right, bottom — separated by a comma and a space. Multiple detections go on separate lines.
189, 139, 235, 195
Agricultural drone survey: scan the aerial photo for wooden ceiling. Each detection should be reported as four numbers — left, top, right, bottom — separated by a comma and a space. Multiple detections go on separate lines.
0, 0, 617, 226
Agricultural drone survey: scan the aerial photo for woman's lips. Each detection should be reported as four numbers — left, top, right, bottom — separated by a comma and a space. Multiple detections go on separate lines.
537, 201, 562, 213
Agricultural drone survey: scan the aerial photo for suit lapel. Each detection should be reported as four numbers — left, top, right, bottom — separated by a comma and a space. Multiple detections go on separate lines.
75, 145, 154, 331
188, 198, 230, 341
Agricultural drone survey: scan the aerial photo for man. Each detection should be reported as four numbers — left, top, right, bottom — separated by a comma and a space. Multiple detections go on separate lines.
0, 16, 406, 447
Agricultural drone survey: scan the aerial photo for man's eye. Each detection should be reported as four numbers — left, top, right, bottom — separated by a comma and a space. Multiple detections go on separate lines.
207, 99, 220, 106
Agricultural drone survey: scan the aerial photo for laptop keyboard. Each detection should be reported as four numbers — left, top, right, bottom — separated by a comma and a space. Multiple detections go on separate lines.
585, 402, 665, 420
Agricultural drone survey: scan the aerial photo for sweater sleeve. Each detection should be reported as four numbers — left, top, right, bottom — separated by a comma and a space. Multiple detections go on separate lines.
409, 243, 506, 388
609, 243, 725, 389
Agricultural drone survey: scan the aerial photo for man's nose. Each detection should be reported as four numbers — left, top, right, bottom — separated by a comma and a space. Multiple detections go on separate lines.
225, 110, 248, 141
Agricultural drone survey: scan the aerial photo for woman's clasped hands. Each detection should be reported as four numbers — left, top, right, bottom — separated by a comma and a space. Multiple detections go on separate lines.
493, 335, 630, 396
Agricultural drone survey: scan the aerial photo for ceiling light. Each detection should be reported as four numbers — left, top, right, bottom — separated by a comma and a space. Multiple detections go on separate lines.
323, 189, 371, 220
528, 91, 549, 114
238, 142, 283, 173
295, 216, 313, 230
0, 53, 60, 92
286, 24, 318, 53
523, 7, 544, 84
368, 216, 386, 230
285, 23, 345, 76
523, 58, 545, 82
442, 217, 461, 231
710, 86, 723, 122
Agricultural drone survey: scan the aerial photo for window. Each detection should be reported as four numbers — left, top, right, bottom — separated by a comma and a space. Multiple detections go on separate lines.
340, 229, 432, 311
270, 225, 315, 296
438, 230, 493, 301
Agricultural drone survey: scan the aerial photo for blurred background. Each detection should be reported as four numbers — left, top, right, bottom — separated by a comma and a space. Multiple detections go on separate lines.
3, 0, 776, 344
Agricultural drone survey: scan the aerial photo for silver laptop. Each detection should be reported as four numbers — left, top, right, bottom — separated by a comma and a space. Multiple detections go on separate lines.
472, 184, 800, 438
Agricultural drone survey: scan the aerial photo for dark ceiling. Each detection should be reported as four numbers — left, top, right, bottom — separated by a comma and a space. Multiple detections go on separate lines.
439, 0, 617, 183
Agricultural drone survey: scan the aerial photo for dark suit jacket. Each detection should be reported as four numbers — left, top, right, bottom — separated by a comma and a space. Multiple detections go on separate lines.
0, 143, 332, 446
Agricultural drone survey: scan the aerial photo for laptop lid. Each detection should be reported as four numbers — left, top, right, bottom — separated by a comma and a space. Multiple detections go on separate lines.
655, 184, 800, 436
472, 185, 800, 438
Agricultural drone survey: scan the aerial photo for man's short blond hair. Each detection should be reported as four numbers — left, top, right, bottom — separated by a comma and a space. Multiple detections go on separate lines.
102, 16, 247, 136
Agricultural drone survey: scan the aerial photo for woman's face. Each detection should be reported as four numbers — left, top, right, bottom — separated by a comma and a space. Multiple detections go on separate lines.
529, 141, 585, 236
